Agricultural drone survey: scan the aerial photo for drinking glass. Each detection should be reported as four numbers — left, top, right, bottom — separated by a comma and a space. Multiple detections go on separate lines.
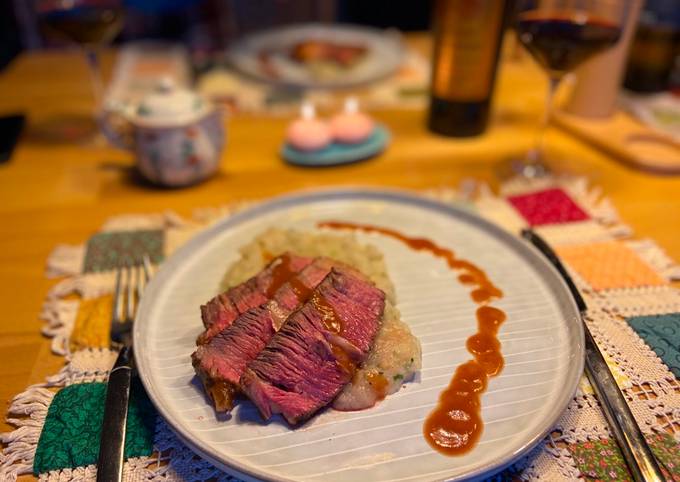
38, 0, 124, 121
514, 0, 631, 177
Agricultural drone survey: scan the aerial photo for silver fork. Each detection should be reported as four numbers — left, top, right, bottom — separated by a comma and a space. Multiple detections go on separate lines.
97, 256, 152, 482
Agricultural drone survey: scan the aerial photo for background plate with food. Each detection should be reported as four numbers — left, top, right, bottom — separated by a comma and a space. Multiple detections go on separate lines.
227, 24, 404, 89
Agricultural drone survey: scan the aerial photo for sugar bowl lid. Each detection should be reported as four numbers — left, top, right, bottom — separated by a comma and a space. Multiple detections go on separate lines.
134, 78, 210, 126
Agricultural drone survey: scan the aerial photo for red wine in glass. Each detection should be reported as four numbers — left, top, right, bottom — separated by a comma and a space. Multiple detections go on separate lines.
517, 12, 622, 77
38, 0, 124, 143
511, 2, 629, 178
41, 5, 124, 46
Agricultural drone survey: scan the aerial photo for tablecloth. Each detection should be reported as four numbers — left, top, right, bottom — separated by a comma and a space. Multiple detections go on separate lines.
2, 176, 679, 481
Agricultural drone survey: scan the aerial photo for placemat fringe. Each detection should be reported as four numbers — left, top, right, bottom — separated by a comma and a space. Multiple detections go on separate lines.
46, 245, 84, 279
47, 273, 116, 301
100, 210, 188, 232
40, 299, 79, 356
0, 388, 53, 481
192, 201, 254, 225
627, 239, 680, 281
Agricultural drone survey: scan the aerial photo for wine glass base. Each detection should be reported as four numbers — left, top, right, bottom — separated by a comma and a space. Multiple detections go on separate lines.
512, 160, 550, 178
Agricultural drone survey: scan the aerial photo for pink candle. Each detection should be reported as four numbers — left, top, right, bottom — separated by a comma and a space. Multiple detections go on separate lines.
286, 103, 332, 152
330, 97, 375, 144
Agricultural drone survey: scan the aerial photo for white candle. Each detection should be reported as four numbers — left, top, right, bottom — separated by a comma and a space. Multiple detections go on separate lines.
286, 102, 332, 152
330, 97, 375, 144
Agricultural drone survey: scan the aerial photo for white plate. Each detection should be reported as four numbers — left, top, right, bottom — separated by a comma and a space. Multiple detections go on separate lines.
227, 24, 404, 89
134, 189, 584, 482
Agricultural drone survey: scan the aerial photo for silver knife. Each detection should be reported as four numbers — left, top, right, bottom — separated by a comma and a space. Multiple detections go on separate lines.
521, 229, 666, 482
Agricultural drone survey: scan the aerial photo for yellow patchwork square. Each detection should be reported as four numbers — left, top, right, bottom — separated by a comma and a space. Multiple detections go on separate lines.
70, 295, 113, 352
556, 241, 666, 291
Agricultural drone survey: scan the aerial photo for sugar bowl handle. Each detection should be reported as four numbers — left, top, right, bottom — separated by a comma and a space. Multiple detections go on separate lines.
100, 101, 135, 150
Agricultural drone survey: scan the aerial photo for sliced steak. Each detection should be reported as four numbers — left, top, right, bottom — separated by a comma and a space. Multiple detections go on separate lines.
192, 258, 335, 411
198, 253, 312, 344
240, 267, 385, 425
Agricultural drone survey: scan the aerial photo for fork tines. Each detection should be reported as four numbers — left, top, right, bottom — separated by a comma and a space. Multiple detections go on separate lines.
111, 255, 152, 345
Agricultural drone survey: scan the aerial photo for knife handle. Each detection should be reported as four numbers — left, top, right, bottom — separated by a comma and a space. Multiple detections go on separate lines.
97, 347, 132, 482
521, 229, 666, 482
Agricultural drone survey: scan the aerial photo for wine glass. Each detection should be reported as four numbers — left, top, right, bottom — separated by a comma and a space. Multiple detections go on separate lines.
37, 0, 124, 135
514, 0, 631, 177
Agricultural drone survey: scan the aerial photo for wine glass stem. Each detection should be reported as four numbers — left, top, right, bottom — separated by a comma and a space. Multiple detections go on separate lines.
85, 48, 104, 113
530, 76, 560, 164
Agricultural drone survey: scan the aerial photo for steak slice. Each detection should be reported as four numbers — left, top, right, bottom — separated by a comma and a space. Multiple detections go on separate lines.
240, 267, 385, 425
198, 253, 312, 344
192, 258, 335, 411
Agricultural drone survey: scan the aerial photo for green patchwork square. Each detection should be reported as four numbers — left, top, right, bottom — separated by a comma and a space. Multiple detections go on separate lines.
627, 312, 680, 379
568, 438, 630, 481
568, 435, 680, 481
649, 433, 680, 480
34, 380, 156, 474
83, 230, 164, 273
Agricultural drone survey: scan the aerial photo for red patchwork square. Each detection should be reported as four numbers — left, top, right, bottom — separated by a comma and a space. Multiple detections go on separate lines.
508, 188, 590, 226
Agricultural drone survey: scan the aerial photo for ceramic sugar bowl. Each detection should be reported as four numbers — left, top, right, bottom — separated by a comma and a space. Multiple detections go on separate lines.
102, 78, 225, 187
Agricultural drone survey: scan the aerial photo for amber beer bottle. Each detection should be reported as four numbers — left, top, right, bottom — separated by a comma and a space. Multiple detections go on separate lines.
428, 0, 507, 137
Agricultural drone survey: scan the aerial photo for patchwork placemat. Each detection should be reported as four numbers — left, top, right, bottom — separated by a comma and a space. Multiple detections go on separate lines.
2, 177, 679, 481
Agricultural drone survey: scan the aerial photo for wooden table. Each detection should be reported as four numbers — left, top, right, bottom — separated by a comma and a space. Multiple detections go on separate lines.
1, 41, 679, 479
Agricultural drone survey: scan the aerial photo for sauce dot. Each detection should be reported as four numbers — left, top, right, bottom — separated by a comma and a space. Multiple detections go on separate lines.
423, 361, 486, 455
331, 344, 356, 376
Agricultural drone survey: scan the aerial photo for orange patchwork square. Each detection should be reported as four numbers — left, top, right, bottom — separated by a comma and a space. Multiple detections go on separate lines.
556, 241, 667, 291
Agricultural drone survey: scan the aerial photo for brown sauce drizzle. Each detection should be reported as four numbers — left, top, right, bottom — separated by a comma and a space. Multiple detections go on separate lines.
331, 343, 357, 376
268, 254, 350, 373
366, 371, 389, 400
208, 379, 238, 412
266, 253, 298, 297
319, 222, 502, 305
289, 276, 314, 302
318, 220, 507, 456
311, 291, 342, 334
266, 254, 318, 306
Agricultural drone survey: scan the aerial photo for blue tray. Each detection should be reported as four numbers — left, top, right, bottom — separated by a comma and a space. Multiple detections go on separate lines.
281, 124, 390, 167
